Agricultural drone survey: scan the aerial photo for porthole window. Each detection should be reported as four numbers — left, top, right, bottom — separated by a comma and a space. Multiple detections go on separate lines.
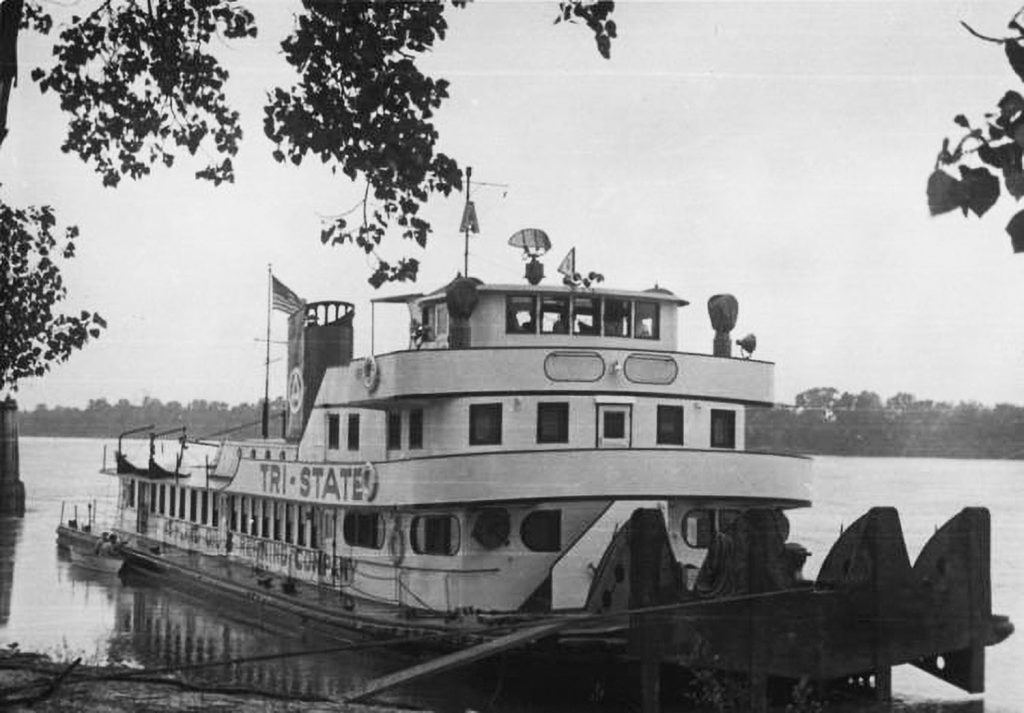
343, 510, 384, 549
521, 510, 562, 552
719, 508, 742, 532
471, 508, 511, 550
682, 509, 713, 549
411, 515, 460, 556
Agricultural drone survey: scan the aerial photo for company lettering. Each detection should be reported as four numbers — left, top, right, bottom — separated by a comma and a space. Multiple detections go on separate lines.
259, 462, 378, 503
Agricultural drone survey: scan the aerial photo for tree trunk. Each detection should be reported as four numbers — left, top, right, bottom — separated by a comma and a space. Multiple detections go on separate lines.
0, 397, 25, 517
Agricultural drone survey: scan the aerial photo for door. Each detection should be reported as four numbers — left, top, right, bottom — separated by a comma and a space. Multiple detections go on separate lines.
597, 404, 632, 448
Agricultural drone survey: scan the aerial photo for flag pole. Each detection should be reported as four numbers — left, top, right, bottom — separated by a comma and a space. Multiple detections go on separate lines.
262, 264, 271, 439
463, 166, 472, 277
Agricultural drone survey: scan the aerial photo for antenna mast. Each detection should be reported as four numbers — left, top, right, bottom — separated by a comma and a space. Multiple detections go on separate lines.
463, 166, 472, 277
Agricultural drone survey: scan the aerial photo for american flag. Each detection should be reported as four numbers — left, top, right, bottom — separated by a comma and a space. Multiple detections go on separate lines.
271, 276, 305, 314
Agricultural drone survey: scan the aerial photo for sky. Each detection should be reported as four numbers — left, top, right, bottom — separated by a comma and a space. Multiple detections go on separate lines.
3, 0, 1024, 410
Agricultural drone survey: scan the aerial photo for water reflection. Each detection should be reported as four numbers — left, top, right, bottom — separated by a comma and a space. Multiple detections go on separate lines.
108, 572, 489, 709
0, 517, 22, 625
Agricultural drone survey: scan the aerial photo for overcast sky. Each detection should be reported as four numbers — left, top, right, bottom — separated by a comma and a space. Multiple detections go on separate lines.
4, 1, 1023, 410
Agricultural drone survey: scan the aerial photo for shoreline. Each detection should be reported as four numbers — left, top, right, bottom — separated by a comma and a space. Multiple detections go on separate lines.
0, 649, 416, 712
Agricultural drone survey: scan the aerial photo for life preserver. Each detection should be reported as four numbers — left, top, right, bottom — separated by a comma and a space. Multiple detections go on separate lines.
361, 356, 380, 392
388, 517, 405, 566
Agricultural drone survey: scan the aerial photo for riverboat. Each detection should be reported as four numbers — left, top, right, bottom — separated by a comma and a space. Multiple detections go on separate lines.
104, 234, 1012, 707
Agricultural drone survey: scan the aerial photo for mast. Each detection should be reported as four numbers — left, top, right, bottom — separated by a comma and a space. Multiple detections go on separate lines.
463, 166, 472, 277
262, 264, 271, 439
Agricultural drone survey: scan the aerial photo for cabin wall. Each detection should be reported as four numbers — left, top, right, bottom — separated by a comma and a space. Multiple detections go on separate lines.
307, 397, 744, 460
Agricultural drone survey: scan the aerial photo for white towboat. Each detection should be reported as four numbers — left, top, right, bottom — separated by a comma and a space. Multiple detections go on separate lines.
103, 235, 1010, 705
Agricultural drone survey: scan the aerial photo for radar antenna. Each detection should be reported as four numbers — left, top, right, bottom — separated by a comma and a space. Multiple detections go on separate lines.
507, 228, 552, 285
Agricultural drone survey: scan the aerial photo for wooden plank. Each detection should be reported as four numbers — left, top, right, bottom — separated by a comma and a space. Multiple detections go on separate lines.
344, 618, 575, 702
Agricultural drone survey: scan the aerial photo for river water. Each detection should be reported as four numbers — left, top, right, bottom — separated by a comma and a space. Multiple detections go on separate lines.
1, 437, 1021, 711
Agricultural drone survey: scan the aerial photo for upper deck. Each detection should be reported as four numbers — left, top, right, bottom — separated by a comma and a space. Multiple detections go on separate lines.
410, 282, 688, 352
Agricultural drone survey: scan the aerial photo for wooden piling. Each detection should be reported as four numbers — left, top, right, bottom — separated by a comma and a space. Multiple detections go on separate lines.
0, 398, 25, 517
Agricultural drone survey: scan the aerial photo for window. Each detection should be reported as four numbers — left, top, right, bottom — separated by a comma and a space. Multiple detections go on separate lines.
201, 491, 209, 525
683, 509, 713, 548
469, 403, 502, 445
212, 494, 219, 527
158, 485, 166, 514
719, 508, 741, 532
409, 409, 423, 449
149, 484, 157, 513
229, 496, 237, 531
604, 298, 632, 337
604, 411, 626, 440
272, 502, 281, 541
327, 414, 340, 450
386, 411, 402, 450
537, 402, 569, 444
573, 297, 601, 335
657, 405, 684, 445
506, 295, 537, 334
297, 505, 307, 546
240, 497, 248, 534
343, 511, 384, 549
168, 485, 176, 517
711, 409, 736, 449
126, 479, 135, 508
540, 296, 569, 334
635, 301, 659, 339
347, 414, 360, 451
189, 490, 198, 523
285, 504, 294, 543
411, 515, 460, 556
179, 488, 186, 522
521, 510, 561, 552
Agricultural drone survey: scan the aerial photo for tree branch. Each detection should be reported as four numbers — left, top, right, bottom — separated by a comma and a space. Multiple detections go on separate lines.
960, 20, 1006, 45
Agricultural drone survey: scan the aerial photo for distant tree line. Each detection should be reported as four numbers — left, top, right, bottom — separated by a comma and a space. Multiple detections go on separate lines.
748, 388, 1024, 459
18, 397, 288, 441
16, 389, 1024, 460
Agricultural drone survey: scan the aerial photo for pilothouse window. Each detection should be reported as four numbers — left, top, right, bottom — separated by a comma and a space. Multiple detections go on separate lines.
635, 301, 659, 339
540, 296, 569, 334
604, 299, 632, 337
506, 295, 537, 334
573, 297, 601, 335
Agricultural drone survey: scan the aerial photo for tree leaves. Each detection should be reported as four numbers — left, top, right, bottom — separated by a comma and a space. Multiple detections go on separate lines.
0, 194, 105, 392
926, 167, 1001, 217
554, 1, 616, 58
25, 0, 619, 286
1005, 208, 1024, 252
30, 1, 256, 187
265, 1, 464, 287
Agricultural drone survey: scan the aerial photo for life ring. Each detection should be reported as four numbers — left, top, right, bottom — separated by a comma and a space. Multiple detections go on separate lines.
361, 356, 380, 392
388, 517, 405, 566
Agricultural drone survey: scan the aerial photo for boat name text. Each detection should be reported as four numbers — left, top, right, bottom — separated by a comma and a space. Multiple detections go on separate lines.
259, 463, 379, 503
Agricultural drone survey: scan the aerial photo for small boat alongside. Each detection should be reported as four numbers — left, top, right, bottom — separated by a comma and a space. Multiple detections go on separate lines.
56, 504, 124, 575
96, 234, 1013, 708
